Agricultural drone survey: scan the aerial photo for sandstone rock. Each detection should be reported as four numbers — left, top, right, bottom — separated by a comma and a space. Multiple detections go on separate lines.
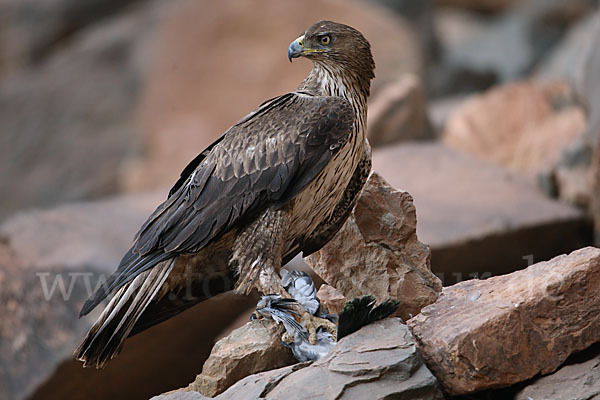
316, 285, 346, 316
442, 80, 586, 179
367, 74, 434, 147
516, 344, 600, 400
185, 319, 296, 397
127, 0, 423, 191
156, 319, 444, 400
306, 173, 442, 321
408, 247, 600, 395
372, 142, 590, 285
0, 191, 255, 400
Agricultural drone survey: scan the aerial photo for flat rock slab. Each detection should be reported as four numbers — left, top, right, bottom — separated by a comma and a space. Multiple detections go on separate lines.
155, 319, 445, 400
407, 247, 600, 395
516, 344, 600, 400
373, 142, 590, 285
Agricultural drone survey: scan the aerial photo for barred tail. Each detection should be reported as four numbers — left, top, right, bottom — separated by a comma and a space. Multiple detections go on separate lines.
75, 260, 175, 368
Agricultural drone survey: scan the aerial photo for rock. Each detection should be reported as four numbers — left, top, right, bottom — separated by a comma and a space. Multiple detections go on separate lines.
155, 319, 444, 400
435, 0, 519, 13
554, 164, 592, 209
316, 285, 346, 316
429, 7, 499, 96
427, 95, 466, 134
126, 0, 423, 191
534, 11, 600, 94
366, 0, 436, 65
306, 173, 442, 321
431, 1, 596, 95
0, 0, 142, 75
367, 74, 435, 147
515, 343, 600, 400
159, 364, 304, 400
582, 13, 600, 147
442, 81, 586, 180
372, 142, 591, 285
184, 319, 296, 397
0, 0, 171, 222
407, 247, 600, 395
0, 191, 255, 400
0, 190, 164, 272
440, 12, 533, 83
582, 16, 600, 244
441, 80, 591, 208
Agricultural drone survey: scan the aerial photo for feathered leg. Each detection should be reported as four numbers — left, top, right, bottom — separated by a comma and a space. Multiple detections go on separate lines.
231, 207, 290, 295
75, 259, 175, 368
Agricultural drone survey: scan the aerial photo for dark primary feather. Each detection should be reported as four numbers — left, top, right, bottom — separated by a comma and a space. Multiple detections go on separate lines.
337, 295, 400, 341
80, 92, 354, 317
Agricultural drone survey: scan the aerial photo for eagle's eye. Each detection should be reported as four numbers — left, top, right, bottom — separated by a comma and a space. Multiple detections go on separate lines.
320, 35, 331, 45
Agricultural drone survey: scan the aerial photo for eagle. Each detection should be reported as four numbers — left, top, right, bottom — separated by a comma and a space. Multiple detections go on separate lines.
76, 20, 375, 368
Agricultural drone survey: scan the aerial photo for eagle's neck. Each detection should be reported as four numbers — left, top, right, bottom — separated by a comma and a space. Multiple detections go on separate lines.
298, 63, 370, 138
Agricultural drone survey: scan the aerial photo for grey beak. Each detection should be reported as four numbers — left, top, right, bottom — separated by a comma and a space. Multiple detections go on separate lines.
288, 38, 303, 62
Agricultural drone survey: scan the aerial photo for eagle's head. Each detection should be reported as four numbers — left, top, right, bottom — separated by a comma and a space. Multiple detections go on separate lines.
288, 21, 375, 79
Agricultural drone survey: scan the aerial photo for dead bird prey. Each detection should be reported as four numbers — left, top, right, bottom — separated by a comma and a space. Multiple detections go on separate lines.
253, 285, 400, 362
76, 20, 375, 368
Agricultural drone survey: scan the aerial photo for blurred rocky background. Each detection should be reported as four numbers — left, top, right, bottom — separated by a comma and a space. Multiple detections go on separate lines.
1, 0, 599, 399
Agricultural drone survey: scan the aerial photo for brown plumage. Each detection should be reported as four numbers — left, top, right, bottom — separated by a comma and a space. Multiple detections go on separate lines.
76, 20, 375, 368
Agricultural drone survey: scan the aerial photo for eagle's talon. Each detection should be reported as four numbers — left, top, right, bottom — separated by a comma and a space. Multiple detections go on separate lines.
301, 312, 337, 345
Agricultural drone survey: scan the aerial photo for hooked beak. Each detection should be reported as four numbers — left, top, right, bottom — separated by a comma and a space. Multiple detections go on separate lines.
287, 35, 305, 62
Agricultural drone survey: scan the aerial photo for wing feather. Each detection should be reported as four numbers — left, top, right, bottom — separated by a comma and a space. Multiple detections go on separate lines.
80, 92, 354, 316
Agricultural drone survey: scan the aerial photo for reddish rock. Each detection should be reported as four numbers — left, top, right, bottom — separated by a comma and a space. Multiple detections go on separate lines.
186, 319, 296, 398
407, 247, 600, 395
442, 81, 586, 179
157, 319, 444, 400
306, 173, 442, 321
367, 74, 434, 147
372, 142, 590, 285
316, 285, 346, 316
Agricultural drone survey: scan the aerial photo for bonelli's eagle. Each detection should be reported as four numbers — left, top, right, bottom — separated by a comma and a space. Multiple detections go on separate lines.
77, 20, 375, 368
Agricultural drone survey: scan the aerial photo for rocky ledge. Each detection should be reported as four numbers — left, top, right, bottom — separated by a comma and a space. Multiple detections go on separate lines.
153, 175, 600, 399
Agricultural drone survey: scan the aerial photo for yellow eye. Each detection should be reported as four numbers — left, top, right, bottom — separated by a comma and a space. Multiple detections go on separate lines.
320, 35, 331, 45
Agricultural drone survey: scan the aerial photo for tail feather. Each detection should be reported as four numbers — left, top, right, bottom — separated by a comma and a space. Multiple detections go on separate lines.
75, 260, 175, 368
79, 250, 171, 317
337, 295, 400, 341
